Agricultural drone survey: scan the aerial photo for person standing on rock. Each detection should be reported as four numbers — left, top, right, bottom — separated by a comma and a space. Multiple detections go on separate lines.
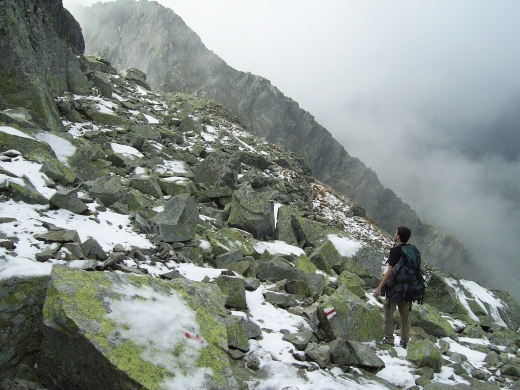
373, 226, 414, 348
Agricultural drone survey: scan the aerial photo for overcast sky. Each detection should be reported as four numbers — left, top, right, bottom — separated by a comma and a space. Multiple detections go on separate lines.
65, 0, 520, 292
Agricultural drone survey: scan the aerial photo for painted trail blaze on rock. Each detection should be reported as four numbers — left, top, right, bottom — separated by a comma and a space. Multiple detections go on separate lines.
324, 307, 336, 320
36, 266, 238, 390
183, 331, 204, 344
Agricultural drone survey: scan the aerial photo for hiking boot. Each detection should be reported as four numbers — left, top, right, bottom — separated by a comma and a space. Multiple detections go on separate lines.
400, 342, 408, 349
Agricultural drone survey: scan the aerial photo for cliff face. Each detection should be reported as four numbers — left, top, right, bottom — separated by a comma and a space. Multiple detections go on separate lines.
75, 0, 483, 282
0, 0, 89, 132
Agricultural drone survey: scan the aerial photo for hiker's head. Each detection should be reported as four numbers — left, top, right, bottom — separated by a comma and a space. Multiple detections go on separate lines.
396, 226, 411, 243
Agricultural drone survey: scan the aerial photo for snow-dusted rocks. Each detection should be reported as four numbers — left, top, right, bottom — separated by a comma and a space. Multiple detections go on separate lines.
0, 46, 519, 389
36, 266, 238, 390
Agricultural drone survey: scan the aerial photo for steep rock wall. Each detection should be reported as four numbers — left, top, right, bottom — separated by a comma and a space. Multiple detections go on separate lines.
0, 0, 87, 131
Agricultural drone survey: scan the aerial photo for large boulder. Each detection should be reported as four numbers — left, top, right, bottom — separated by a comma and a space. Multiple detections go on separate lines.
192, 152, 240, 190
336, 270, 366, 298
309, 240, 345, 273
423, 271, 473, 321
9, 180, 48, 205
410, 304, 457, 338
87, 175, 125, 207
225, 315, 261, 352
129, 174, 163, 199
227, 184, 276, 240
36, 266, 238, 390
317, 286, 383, 342
0, 127, 56, 160
407, 339, 443, 373
206, 228, 256, 258
0, 276, 49, 382
151, 193, 199, 242
49, 187, 88, 214
213, 275, 247, 310
344, 340, 385, 370
39, 157, 77, 185
254, 256, 325, 298
337, 245, 383, 288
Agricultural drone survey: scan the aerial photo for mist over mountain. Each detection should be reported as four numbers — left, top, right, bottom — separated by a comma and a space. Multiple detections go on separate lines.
2, 0, 520, 387
65, 0, 520, 300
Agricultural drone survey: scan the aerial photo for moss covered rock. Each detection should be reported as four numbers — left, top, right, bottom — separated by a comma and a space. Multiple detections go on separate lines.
9, 181, 48, 205
424, 272, 473, 321
318, 286, 383, 342
336, 270, 366, 298
0, 127, 56, 160
36, 266, 238, 389
206, 228, 256, 258
407, 339, 443, 373
410, 304, 457, 338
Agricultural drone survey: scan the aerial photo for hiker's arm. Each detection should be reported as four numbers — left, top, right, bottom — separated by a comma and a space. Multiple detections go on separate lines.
373, 265, 394, 298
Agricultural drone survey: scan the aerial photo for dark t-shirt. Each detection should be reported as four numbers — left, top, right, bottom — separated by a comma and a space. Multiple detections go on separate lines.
387, 244, 405, 267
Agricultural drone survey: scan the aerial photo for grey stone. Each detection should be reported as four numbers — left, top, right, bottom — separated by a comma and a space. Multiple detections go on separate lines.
328, 338, 357, 366
67, 260, 98, 271
34, 229, 81, 244
62, 243, 85, 260
254, 257, 325, 297
213, 275, 248, 310
151, 194, 198, 242
9, 181, 47, 205
305, 345, 331, 369
87, 176, 125, 207
227, 184, 276, 240
317, 286, 383, 342
471, 369, 491, 381
337, 245, 382, 288
81, 237, 107, 260
119, 68, 151, 90
215, 249, 244, 269
264, 291, 297, 309
282, 331, 313, 351
49, 188, 88, 214
40, 159, 76, 185
35, 266, 237, 389
225, 315, 261, 352
345, 340, 385, 369
407, 339, 443, 373
89, 71, 113, 98
501, 364, 520, 377
0, 276, 49, 381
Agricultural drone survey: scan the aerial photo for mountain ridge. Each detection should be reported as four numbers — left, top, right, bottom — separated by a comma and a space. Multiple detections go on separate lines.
1, 0, 520, 387
72, 0, 488, 288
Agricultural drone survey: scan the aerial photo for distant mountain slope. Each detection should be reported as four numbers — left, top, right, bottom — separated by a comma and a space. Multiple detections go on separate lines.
74, 0, 483, 283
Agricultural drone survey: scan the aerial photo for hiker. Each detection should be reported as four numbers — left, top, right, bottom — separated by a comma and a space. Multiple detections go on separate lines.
373, 226, 416, 348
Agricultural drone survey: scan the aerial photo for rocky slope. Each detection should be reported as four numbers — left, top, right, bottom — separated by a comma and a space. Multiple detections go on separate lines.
72, 0, 486, 286
0, 1, 519, 389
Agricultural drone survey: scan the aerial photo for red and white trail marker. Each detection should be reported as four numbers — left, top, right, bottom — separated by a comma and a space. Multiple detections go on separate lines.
324, 307, 336, 320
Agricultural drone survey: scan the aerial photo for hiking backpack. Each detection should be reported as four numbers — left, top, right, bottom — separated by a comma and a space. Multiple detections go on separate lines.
382, 244, 426, 308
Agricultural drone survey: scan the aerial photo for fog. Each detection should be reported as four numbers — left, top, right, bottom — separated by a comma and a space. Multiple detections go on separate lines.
65, 0, 520, 295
